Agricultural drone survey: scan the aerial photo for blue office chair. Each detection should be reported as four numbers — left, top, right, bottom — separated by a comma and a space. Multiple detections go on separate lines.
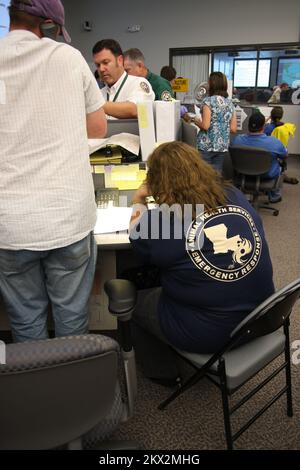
0, 281, 137, 450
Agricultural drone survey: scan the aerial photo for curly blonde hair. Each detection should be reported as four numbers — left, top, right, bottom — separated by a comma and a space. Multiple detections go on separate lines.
146, 142, 231, 216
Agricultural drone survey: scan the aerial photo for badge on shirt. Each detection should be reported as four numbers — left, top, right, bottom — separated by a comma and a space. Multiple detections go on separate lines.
161, 90, 172, 101
140, 82, 150, 93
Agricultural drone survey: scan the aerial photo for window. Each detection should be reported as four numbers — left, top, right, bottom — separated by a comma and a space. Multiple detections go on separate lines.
277, 57, 300, 87
0, 1, 10, 39
233, 59, 271, 88
170, 42, 300, 104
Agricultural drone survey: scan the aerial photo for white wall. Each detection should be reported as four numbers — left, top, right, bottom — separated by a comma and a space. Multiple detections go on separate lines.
63, 0, 300, 73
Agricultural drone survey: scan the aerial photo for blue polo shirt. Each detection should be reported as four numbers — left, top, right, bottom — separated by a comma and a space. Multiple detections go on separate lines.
130, 187, 274, 353
233, 133, 287, 178
264, 123, 276, 136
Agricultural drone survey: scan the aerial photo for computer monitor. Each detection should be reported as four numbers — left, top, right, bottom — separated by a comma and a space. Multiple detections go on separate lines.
107, 119, 139, 137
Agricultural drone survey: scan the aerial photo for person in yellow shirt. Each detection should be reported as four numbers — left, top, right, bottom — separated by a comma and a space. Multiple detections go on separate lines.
264, 107, 298, 184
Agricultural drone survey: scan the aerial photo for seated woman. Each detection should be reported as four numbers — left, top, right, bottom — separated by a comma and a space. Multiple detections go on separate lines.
129, 142, 275, 384
264, 106, 298, 184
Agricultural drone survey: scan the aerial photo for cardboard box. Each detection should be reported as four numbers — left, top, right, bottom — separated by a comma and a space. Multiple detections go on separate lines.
137, 101, 156, 161
155, 100, 181, 144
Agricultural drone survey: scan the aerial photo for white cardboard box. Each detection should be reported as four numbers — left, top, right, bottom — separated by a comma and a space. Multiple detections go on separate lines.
137, 101, 156, 161
155, 100, 181, 144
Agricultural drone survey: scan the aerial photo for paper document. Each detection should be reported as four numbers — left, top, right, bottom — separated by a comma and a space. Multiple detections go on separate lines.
137, 102, 156, 161
235, 105, 248, 131
88, 133, 140, 156
105, 164, 147, 190
94, 207, 133, 234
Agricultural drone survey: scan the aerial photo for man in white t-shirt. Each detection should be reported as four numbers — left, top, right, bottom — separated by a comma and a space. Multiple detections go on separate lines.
268, 82, 289, 104
93, 39, 154, 119
0, 0, 107, 342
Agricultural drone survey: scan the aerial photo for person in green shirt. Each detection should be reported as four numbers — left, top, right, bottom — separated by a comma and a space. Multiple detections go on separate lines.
123, 48, 174, 101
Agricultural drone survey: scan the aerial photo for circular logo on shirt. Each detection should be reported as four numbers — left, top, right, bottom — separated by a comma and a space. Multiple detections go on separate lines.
185, 205, 262, 282
140, 81, 150, 93
161, 90, 172, 101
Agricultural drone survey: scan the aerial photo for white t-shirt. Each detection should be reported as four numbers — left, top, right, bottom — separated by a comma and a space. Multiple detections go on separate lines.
0, 30, 105, 250
268, 87, 281, 104
101, 71, 154, 119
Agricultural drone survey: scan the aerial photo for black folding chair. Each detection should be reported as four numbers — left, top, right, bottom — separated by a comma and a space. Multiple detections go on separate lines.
158, 278, 300, 449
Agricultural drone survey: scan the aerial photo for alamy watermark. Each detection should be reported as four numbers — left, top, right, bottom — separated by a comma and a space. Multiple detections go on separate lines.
130, 202, 205, 250
0, 340, 6, 364
291, 89, 300, 105
291, 340, 300, 365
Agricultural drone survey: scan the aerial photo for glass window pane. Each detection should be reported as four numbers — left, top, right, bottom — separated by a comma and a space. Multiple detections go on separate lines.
0, 1, 10, 38
257, 59, 271, 87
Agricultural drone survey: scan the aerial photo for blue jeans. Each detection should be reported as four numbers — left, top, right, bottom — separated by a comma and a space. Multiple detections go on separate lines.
0, 233, 97, 342
200, 150, 225, 173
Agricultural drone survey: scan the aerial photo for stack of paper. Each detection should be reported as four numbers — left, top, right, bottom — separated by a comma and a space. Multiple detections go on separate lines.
88, 133, 140, 156
94, 207, 133, 234
90, 146, 122, 165
104, 164, 147, 190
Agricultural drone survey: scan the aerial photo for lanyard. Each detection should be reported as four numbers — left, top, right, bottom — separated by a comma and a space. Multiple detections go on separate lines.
107, 73, 128, 102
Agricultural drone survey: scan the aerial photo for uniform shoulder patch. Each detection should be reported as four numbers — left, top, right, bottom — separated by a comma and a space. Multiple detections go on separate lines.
161, 90, 172, 101
140, 81, 150, 93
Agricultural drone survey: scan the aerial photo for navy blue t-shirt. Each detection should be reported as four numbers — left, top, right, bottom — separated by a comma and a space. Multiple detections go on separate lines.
130, 187, 274, 353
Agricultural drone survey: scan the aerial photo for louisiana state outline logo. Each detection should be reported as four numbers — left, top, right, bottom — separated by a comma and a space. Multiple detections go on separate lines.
185, 205, 262, 282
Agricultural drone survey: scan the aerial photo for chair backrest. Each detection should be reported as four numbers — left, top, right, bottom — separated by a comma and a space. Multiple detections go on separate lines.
195, 278, 300, 375
230, 277, 300, 347
222, 151, 234, 180
0, 334, 122, 450
229, 146, 273, 176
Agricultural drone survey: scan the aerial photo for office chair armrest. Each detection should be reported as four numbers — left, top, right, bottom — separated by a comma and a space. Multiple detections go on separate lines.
104, 279, 137, 319
104, 279, 138, 409
104, 279, 137, 353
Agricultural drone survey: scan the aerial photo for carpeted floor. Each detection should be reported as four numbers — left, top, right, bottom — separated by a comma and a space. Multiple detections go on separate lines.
112, 154, 300, 450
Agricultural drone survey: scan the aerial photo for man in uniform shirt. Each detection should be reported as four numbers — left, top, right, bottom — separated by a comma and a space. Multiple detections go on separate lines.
123, 48, 174, 101
93, 39, 155, 119
0, 0, 107, 342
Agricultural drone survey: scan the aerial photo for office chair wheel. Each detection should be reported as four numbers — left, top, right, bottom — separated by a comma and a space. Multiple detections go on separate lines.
273, 210, 279, 216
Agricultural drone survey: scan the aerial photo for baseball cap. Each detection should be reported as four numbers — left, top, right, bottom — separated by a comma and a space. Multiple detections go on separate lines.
11, 0, 71, 43
248, 112, 265, 132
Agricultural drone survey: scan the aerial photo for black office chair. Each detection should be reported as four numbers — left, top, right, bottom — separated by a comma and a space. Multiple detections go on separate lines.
229, 145, 283, 216
222, 151, 234, 180
158, 278, 300, 449
0, 282, 137, 450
